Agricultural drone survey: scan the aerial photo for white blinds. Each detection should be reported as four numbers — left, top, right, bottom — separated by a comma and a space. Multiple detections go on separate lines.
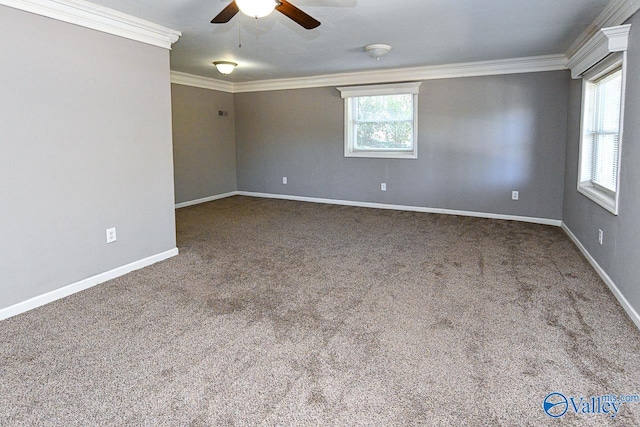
585, 68, 622, 192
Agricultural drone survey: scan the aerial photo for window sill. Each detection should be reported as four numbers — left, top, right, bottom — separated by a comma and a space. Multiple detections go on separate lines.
345, 150, 417, 159
578, 183, 618, 215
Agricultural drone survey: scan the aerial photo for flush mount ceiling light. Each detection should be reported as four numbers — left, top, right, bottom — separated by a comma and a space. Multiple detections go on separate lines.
236, 0, 277, 18
213, 61, 237, 75
365, 44, 392, 60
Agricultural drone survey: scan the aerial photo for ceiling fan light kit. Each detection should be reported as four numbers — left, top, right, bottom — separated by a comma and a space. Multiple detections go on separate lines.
213, 61, 238, 75
211, 0, 320, 30
236, 0, 277, 18
365, 44, 392, 60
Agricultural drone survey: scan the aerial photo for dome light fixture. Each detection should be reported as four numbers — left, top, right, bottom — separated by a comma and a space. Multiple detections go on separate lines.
213, 61, 238, 75
365, 44, 392, 60
236, 0, 277, 19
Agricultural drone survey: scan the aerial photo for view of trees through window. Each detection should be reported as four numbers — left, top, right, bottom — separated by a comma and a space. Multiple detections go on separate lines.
354, 94, 413, 150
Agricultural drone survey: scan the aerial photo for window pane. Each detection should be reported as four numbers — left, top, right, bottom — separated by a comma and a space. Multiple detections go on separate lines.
356, 95, 413, 121
355, 121, 413, 150
593, 134, 619, 192
588, 67, 622, 192
595, 70, 622, 133
584, 82, 596, 134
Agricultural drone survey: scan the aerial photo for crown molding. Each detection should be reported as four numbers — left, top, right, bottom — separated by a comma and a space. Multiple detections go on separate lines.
232, 55, 567, 93
0, 0, 181, 49
567, 24, 631, 78
170, 55, 568, 94
566, 0, 640, 59
170, 71, 234, 92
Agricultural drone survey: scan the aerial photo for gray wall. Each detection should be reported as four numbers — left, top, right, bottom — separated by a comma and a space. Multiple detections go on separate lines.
171, 84, 237, 204
563, 13, 640, 315
0, 6, 177, 310
235, 71, 569, 220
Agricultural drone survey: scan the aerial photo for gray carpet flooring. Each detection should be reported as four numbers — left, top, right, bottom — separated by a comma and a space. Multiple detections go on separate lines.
2, 196, 640, 426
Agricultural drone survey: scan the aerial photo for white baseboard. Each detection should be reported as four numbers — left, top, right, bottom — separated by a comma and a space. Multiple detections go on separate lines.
0, 248, 179, 321
562, 223, 640, 330
175, 192, 239, 209
237, 191, 563, 227
174, 190, 562, 226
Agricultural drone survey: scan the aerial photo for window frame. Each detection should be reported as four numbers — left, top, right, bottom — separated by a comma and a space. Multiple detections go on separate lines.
577, 52, 626, 215
337, 82, 421, 159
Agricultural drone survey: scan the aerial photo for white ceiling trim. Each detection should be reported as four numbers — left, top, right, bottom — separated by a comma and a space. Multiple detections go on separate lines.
567, 24, 631, 78
171, 54, 568, 94
171, 71, 234, 93
566, 0, 640, 59
0, 0, 181, 49
233, 55, 568, 93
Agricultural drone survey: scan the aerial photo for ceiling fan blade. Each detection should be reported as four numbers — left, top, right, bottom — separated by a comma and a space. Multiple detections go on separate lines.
211, 1, 240, 24
275, 0, 321, 30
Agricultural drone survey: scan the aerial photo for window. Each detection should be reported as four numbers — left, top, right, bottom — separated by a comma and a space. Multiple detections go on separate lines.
337, 82, 421, 159
578, 53, 626, 214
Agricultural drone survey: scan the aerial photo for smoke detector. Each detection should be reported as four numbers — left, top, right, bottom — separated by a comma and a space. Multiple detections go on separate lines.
365, 44, 392, 60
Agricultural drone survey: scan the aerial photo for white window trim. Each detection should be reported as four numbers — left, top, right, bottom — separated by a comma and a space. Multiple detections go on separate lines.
337, 82, 421, 159
577, 52, 626, 215
567, 25, 631, 79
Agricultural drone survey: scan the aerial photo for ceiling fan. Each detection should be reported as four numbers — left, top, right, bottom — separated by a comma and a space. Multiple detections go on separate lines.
211, 0, 321, 30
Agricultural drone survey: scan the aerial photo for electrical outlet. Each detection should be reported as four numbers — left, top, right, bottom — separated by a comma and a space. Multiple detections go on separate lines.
106, 227, 117, 244
512, 191, 519, 201
381, 183, 387, 192
598, 229, 603, 245
282, 177, 287, 185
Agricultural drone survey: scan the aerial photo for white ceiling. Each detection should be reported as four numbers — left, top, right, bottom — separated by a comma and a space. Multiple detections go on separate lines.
86, 0, 610, 82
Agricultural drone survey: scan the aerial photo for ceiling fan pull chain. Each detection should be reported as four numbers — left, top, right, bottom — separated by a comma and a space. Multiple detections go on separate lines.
238, 21, 242, 48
